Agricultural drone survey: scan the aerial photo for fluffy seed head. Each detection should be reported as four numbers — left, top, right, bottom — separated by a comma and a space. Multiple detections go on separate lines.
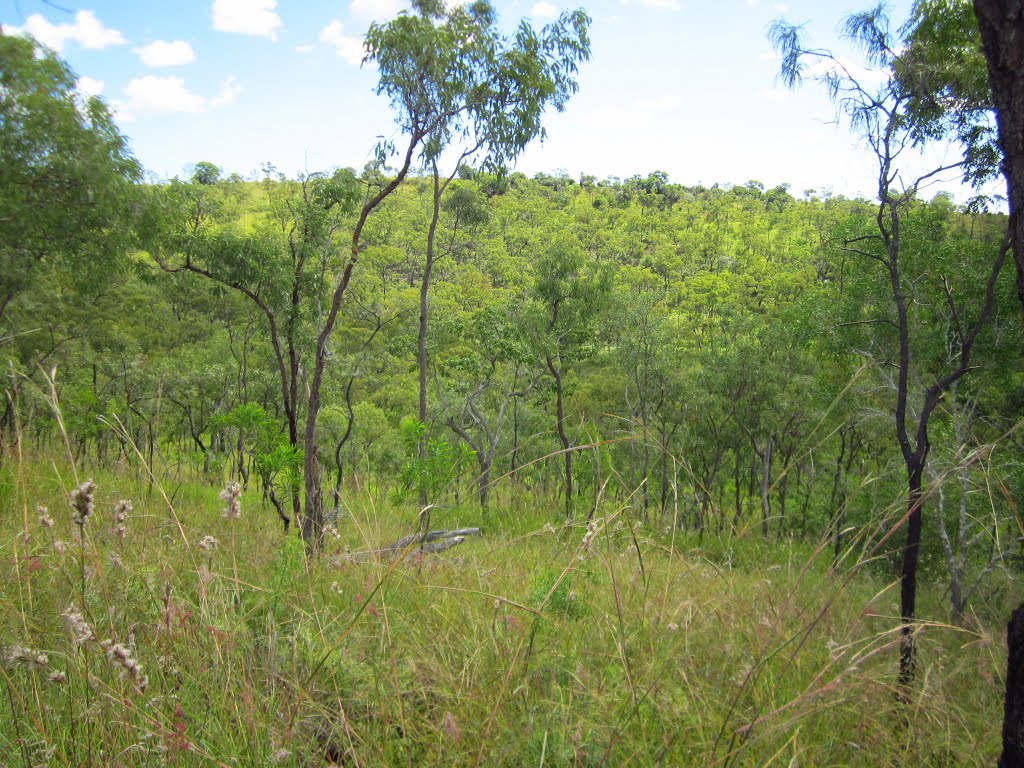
70, 480, 96, 527
62, 607, 94, 646
220, 481, 241, 520
4, 645, 48, 671
100, 639, 147, 693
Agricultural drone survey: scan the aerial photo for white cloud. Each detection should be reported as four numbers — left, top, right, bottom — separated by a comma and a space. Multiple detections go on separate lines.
348, 0, 407, 24
628, 0, 682, 11
530, 2, 558, 19
758, 87, 790, 101
77, 76, 105, 99
116, 75, 242, 119
296, 44, 315, 54
320, 20, 365, 66
772, 3, 789, 11
9, 10, 125, 53
212, 0, 282, 41
634, 95, 680, 111
136, 40, 196, 67
211, 76, 242, 108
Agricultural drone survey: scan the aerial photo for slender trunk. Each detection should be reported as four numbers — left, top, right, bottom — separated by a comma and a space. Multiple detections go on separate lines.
758, 433, 773, 537
478, 458, 491, 514
547, 353, 572, 518
302, 132, 421, 549
898, 459, 925, 687
831, 431, 847, 569
510, 394, 520, 479
419, 170, 441, 508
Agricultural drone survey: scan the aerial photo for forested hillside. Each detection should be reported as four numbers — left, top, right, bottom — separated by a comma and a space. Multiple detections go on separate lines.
2, 0, 1023, 764
6, 167, 1020, 589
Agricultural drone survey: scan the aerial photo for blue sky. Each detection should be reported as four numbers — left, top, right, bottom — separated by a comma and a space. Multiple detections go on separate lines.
1, 0, 991, 201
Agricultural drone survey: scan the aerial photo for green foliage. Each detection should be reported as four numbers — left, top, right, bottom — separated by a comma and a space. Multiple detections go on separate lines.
528, 567, 586, 619
393, 417, 474, 503
0, 32, 140, 329
365, 0, 590, 170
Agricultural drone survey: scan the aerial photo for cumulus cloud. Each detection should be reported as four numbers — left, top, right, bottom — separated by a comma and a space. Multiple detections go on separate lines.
621, 0, 681, 11
634, 95, 680, 111
77, 76, 105, 99
348, 0, 407, 24
758, 87, 790, 101
320, 20, 365, 66
136, 40, 196, 67
210, 76, 242, 107
212, 0, 282, 41
530, 2, 558, 19
9, 10, 125, 53
115, 75, 241, 120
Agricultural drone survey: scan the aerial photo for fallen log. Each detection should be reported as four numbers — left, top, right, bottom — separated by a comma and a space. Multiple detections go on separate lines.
379, 527, 482, 554
338, 528, 482, 562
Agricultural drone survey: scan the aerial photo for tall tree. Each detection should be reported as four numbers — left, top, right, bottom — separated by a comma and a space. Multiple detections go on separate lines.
972, 0, 1024, 314
0, 32, 140, 330
771, 5, 1010, 685
365, 0, 591, 506
147, 168, 361, 529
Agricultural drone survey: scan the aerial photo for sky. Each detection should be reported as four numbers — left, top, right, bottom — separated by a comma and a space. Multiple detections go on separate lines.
1, 0, 997, 202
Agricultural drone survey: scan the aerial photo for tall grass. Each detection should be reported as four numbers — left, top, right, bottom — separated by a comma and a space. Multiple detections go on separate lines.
0, 436, 1012, 766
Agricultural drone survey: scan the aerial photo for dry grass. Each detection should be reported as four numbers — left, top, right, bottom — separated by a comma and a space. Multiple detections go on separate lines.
0, 446, 1012, 766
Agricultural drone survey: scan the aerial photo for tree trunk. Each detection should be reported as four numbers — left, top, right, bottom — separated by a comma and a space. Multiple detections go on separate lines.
1001, 602, 1024, 767
898, 459, 926, 687
547, 353, 572, 518
478, 458, 491, 514
418, 171, 441, 509
758, 433, 773, 537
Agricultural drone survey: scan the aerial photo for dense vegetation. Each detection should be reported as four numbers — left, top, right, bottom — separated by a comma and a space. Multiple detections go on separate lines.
2, 0, 1023, 764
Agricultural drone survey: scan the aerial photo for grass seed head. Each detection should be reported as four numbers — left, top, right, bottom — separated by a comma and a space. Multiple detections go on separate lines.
70, 480, 96, 527
220, 481, 241, 520
100, 639, 148, 693
4, 645, 48, 671
62, 607, 94, 646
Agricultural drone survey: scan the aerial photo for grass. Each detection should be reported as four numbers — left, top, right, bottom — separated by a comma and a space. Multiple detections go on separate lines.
0, 449, 1013, 767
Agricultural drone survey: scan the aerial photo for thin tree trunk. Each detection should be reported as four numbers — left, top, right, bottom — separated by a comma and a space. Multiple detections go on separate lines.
547, 352, 572, 518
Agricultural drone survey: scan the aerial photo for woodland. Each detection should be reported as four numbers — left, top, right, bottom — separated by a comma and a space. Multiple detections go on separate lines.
1, 0, 1024, 765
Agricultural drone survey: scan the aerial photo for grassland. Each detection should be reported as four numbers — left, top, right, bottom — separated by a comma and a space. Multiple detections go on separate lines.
0, 452, 1013, 767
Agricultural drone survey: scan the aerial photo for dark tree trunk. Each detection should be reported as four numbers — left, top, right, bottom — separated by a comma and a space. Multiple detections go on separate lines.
303, 133, 421, 550
1001, 602, 1024, 767
547, 353, 572, 518
898, 459, 925, 686
418, 169, 442, 509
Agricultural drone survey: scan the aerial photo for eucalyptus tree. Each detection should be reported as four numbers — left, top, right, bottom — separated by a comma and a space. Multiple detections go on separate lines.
971, 0, 1024, 313
609, 265, 674, 518
532, 235, 612, 518
771, 6, 1011, 685
148, 168, 361, 529
365, 0, 591, 506
900, 0, 1024, 315
436, 294, 538, 514
0, 32, 140, 439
